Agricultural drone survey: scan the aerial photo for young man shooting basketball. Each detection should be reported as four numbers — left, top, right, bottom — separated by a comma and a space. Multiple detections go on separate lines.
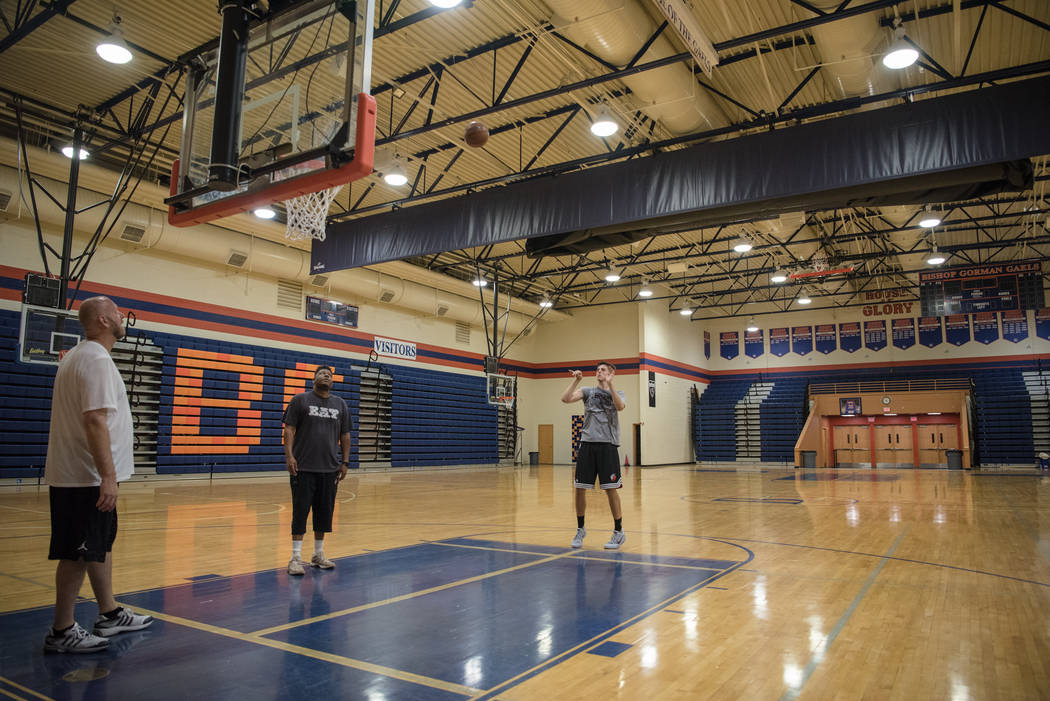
561, 361, 626, 549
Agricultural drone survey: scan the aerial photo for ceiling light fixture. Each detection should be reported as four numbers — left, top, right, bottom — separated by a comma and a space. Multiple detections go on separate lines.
679, 307, 693, 316
96, 17, 133, 65
746, 317, 759, 332
61, 145, 89, 160
383, 155, 408, 186
926, 245, 946, 266
604, 267, 621, 283
472, 278, 487, 287
253, 207, 276, 220
733, 237, 753, 253
428, 0, 463, 7
918, 208, 941, 228
797, 287, 812, 305
770, 270, 789, 283
590, 107, 619, 138
539, 298, 553, 308
882, 24, 918, 70
638, 286, 653, 298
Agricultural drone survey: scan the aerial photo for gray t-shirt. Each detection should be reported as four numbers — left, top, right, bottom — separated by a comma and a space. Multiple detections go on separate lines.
283, 391, 352, 472
580, 387, 621, 445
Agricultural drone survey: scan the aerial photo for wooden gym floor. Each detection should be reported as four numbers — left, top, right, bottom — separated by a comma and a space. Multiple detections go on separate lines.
0, 464, 1048, 700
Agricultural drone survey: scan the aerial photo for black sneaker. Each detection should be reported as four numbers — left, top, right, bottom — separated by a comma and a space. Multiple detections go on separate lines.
93, 607, 153, 637
44, 622, 110, 653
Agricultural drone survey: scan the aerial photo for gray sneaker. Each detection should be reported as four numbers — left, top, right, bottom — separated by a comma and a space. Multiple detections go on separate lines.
44, 622, 110, 653
288, 557, 307, 576
604, 530, 626, 550
571, 527, 586, 548
93, 607, 153, 637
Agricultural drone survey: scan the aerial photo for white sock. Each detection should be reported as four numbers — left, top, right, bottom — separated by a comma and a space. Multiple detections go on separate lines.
292, 541, 302, 559
314, 539, 325, 555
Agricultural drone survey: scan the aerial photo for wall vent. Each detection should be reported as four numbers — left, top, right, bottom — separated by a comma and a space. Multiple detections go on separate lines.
310, 274, 329, 287
276, 279, 303, 310
226, 250, 248, 268
0, 189, 11, 212
119, 223, 147, 243
378, 289, 396, 303
436, 304, 450, 316
455, 322, 471, 345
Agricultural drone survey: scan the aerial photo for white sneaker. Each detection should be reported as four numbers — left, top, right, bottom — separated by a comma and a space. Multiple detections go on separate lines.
571, 527, 586, 548
288, 557, 307, 576
93, 607, 153, 637
604, 530, 626, 550
44, 622, 110, 653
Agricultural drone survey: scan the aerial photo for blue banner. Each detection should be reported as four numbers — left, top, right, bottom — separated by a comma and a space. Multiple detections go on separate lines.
918, 316, 942, 348
839, 322, 861, 353
945, 314, 971, 346
1036, 309, 1050, 341
864, 320, 887, 351
814, 324, 837, 354
720, 331, 739, 360
792, 326, 813, 356
770, 327, 790, 356
891, 318, 915, 349
704, 330, 710, 359
1001, 310, 1028, 343
973, 312, 999, 344
744, 329, 763, 358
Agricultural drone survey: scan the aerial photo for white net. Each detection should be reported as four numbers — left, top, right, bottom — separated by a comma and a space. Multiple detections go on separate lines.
285, 183, 343, 242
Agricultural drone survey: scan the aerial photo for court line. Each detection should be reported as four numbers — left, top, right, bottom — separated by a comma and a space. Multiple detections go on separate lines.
0, 676, 52, 701
778, 530, 906, 701
430, 540, 730, 572
0, 688, 27, 701
707, 534, 1050, 587
251, 549, 581, 636
469, 539, 755, 701
120, 604, 480, 697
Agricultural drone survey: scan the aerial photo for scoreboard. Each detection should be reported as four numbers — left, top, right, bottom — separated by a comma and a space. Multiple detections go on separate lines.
919, 261, 1044, 316
306, 295, 359, 328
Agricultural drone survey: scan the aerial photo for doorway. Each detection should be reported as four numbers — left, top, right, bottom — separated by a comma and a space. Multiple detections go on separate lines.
538, 424, 553, 464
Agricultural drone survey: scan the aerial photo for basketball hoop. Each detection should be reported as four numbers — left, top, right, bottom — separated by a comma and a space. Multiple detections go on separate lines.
281, 159, 342, 242
487, 373, 517, 408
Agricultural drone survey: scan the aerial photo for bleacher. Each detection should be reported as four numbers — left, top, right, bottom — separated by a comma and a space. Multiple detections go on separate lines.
0, 309, 54, 477
971, 369, 1036, 465
759, 378, 807, 462
696, 380, 752, 461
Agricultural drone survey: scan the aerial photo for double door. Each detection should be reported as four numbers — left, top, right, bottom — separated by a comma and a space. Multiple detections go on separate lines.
916, 423, 959, 466
833, 426, 870, 467
874, 425, 913, 467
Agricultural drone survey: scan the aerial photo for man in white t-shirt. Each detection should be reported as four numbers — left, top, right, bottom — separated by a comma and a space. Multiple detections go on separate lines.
43, 296, 153, 654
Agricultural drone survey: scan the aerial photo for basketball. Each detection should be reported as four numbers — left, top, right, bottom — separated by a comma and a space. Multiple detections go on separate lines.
464, 121, 489, 148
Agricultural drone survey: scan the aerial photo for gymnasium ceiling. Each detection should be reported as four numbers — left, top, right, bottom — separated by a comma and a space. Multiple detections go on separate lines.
0, 0, 1048, 322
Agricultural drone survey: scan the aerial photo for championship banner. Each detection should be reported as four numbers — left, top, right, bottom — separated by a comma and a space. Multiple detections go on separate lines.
891, 318, 915, 350
973, 312, 999, 344
814, 324, 836, 354
945, 314, 971, 346
744, 328, 764, 358
1036, 309, 1050, 341
704, 330, 711, 359
791, 326, 812, 355
918, 316, 942, 347
1001, 310, 1029, 343
864, 320, 886, 351
770, 327, 790, 356
720, 331, 739, 360
839, 322, 861, 353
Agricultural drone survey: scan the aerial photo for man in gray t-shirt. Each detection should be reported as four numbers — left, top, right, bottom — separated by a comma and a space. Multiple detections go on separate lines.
283, 365, 352, 575
561, 361, 627, 551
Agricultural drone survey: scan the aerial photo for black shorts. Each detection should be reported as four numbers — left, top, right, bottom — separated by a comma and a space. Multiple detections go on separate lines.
48, 486, 118, 562
290, 471, 340, 535
574, 442, 622, 490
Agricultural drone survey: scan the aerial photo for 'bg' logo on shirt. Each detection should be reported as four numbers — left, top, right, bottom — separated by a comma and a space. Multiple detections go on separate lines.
308, 406, 340, 420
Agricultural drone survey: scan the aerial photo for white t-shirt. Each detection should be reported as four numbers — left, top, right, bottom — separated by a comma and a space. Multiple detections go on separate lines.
45, 340, 134, 486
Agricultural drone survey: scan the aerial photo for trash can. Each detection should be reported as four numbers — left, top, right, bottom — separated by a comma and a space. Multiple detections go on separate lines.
946, 449, 962, 469
801, 450, 817, 468
529, 451, 540, 465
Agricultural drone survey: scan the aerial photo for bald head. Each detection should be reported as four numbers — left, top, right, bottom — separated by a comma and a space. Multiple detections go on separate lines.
78, 296, 125, 346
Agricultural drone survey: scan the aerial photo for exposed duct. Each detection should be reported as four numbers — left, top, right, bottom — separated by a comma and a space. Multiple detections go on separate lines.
0, 163, 564, 336
807, 0, 891, 99
546, 0, 728, 134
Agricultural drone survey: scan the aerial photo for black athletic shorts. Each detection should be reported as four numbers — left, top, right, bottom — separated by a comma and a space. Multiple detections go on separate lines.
574, 442, 622, 490
48, 486, 118, 562
290, 471, 340, 535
